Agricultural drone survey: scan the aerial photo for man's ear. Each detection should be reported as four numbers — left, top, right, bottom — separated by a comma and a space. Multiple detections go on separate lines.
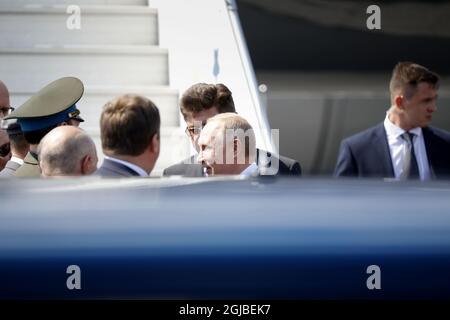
394, 95, 405, 110
149, 133, 160, 154
81, 155, 91, 175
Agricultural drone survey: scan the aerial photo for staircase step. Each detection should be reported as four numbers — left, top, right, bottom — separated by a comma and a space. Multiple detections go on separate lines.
0, 46, 169, 92
0, 6, 158, 47
0, 0, 148, 6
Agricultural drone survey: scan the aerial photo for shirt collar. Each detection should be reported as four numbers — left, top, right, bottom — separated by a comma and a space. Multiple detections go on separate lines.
384, 111, 422, 139
10, 156, 24, 166
104, 156, 148, 177
240, 162, 258, 176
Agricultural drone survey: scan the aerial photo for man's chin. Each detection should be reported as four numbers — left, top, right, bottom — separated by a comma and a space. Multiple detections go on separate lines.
421, 119, 432, 127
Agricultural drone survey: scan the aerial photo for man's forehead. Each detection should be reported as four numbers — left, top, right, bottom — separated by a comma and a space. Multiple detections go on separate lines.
199, 122, 221, 143
0, 94, 9, 107
415, 82, 438, 97
185, 107, 219, 124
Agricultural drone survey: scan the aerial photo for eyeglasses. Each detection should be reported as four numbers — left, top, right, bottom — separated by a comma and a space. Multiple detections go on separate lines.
185, 125, 201, 137
0, 106, 14, 118
0, 142, 10, 157
185, 120, 208, 138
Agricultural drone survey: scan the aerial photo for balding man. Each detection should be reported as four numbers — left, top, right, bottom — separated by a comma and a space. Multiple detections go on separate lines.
38, 126, 98, 177
0, 129, 11, 171
198, 113, 280, 176
0, 80, 13, 121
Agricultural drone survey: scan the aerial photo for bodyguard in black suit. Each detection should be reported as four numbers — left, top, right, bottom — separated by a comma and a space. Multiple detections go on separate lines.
163, 83, 301, 177
335, 62, 450, 180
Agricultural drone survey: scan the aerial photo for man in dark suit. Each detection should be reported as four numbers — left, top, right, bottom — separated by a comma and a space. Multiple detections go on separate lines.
96, 94, 160, 177
335, 62, 450, 180
163, 83, 301, 177
197, 112, 298, 176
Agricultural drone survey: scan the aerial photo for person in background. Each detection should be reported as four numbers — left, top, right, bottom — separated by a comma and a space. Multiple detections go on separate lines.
335, 62, 450, 180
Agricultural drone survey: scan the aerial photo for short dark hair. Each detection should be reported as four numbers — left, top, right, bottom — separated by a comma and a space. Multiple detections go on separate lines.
8, 131, 29, 155
23, 126, 56, 145
180, 83, 236, 119
100, 94, 160, 156
390, 62, 440, 99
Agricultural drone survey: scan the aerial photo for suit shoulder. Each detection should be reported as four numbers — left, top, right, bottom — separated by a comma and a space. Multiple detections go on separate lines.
342, 124, 383, 148
426, 126, 450, 142
163, 155, 198, 176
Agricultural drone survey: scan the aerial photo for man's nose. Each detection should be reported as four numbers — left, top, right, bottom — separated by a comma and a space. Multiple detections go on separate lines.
428, 103, 437, 113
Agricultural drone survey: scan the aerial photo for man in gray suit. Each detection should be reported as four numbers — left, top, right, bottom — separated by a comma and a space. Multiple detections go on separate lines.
96, 94, 160, 177
0, 122, 29, 178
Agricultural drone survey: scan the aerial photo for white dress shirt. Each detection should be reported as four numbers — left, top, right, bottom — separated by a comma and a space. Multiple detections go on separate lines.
383, 113, 431, 180
104, 156, 148, 177
10, 156, 24, 166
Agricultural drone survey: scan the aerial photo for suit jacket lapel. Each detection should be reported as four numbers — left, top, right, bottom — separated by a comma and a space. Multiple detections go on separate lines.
23, 152, 38, 165
422, 127, 437, 178
374, 123, 395, 177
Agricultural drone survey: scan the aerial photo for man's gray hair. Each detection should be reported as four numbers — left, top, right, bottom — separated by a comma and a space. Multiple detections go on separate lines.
38, 126, 96, 176
206, 113, 256, 163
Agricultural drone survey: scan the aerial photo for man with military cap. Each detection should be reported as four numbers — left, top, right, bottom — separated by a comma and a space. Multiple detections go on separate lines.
4, 77, 85, 177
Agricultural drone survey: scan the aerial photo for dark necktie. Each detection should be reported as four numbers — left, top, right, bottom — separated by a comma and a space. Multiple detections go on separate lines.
401, 132, 420, 179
